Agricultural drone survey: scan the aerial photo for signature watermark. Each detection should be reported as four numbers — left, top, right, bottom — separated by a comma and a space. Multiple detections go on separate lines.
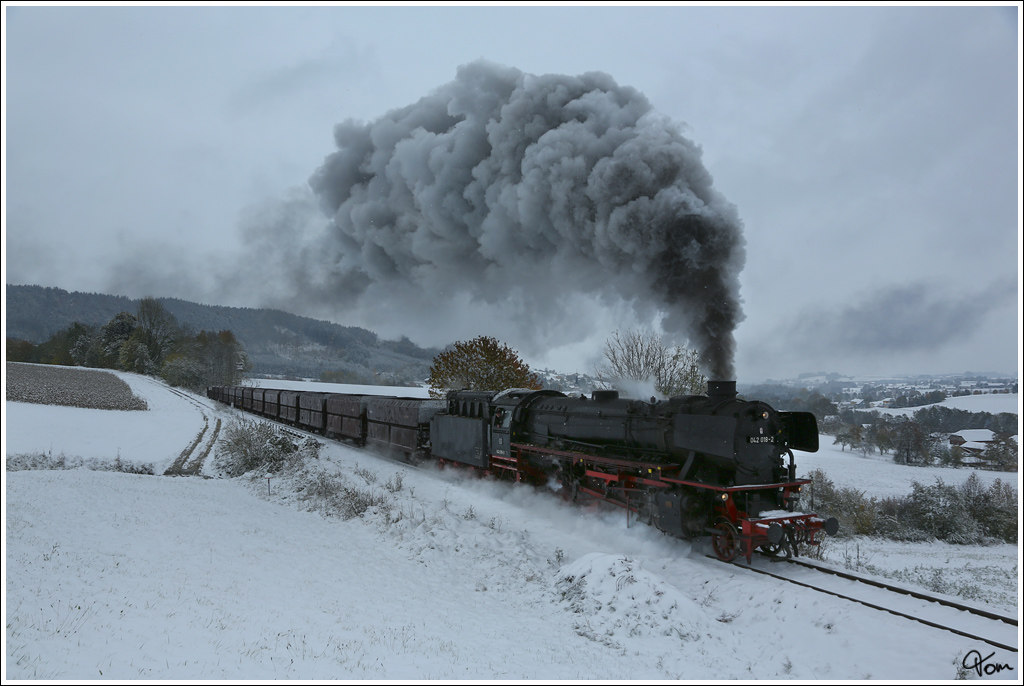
960, 650, 1013, 678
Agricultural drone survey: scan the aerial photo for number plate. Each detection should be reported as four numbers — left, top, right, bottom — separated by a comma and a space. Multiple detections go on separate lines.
747, 436, 774, 444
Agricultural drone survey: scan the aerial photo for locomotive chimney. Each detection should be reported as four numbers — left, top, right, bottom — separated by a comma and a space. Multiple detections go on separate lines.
707, 380, 737, 400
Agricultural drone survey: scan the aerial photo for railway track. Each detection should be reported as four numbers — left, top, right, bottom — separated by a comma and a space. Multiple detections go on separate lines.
780, 557, 1017, 626
163, 384, 219, 413
708, 552, 1018, 654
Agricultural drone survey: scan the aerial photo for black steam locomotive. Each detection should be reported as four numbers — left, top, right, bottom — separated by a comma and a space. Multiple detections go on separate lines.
208, 380, 837, 562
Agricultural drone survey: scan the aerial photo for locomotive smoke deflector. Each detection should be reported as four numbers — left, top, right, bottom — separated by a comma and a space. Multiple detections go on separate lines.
778, 412, 820, 453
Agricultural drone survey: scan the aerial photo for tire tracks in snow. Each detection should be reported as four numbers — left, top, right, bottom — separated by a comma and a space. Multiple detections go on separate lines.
157, 385, 222, 478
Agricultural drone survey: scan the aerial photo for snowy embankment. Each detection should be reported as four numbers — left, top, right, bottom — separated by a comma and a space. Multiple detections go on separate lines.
5, 371, 1019, 680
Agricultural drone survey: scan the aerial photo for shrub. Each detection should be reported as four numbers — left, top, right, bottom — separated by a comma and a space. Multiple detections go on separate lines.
964, 476, 1018, 544
6, 451, 154, 475
804, 469, 877, 536
900, 480, 979, 544
297, 468, 391, 520
804, 468, 1018, 545
215, 418, 298, 477
874, 495, 932, 542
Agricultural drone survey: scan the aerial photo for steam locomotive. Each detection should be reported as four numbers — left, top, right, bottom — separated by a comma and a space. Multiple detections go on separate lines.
208, 380, 837, 562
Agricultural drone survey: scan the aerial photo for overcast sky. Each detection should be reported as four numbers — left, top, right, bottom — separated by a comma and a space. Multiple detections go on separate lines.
4, 4, 1020, 382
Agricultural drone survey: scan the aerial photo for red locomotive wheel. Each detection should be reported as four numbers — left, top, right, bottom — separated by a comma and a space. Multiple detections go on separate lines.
711, 519, 740, 563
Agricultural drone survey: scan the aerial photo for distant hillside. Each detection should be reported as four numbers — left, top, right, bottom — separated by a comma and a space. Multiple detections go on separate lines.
5, 285, 439, 384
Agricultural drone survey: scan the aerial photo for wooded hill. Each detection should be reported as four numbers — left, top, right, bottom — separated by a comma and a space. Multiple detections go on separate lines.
6, 285, 438, 385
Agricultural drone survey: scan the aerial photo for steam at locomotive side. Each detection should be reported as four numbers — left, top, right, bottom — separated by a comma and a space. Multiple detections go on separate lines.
209, 380, 838, 563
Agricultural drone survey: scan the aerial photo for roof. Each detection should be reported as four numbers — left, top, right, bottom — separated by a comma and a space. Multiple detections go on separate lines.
950, 429, 996, 442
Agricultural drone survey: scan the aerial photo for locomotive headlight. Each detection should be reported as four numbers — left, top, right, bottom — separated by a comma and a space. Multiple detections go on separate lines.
717, 492, 729, 502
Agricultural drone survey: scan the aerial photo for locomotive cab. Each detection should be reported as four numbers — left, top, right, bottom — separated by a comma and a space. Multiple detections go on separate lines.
491, 405, 513, 458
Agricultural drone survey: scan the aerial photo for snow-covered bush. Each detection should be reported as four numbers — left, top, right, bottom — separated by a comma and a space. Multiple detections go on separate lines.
896, 480, 980, 544
957, 473, 1018, 544
292, 467, 394, 521
217, 426, 392, 521
215, 419, 301, 477
6, 451, 154, 474
804, 469, 877, 536
806, 468, 1018, 545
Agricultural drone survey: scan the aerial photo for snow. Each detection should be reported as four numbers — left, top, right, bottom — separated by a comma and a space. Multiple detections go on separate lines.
5, 373, 1020, 680
799, 441, 1018, 498
953, 429, 998, 443
5, 371, 207, 475
249, 378, 431, 398
876, 393, 1020, 418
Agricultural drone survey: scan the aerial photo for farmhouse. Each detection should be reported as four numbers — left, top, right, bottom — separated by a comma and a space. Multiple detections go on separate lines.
948, 429, 996, 454
948, 430, 1017, 471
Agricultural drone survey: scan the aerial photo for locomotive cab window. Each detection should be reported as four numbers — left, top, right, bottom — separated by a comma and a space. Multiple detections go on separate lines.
493, 407, 512, 428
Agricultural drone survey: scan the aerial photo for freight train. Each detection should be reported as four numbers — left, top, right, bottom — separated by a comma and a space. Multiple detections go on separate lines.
207, 380, 838, 562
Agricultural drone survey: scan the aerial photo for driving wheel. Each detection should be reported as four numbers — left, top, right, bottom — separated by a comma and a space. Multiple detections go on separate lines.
711, 519, 740, 562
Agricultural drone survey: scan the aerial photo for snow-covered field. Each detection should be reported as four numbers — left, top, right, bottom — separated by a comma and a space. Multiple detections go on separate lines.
815, 390, 1018, 497
6, 371, 203, 472
799, 442, 1017, 499
5, 372, 1019, 680
874, 392, 1020, 418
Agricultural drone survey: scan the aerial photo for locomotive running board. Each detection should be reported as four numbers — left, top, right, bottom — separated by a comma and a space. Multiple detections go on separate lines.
510, 443, 672, 473
659, 477, 812, 492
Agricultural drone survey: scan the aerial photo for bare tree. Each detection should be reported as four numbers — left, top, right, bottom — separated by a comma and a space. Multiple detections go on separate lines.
595, 329, 707, 398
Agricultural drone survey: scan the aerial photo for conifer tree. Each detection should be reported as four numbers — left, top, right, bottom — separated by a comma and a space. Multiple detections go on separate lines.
99, 312, 138, 367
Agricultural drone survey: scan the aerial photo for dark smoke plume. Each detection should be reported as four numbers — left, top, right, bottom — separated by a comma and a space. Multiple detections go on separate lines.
255, 61, 746, 378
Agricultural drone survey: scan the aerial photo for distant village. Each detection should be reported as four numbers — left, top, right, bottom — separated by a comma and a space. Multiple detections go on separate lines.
829, 377, 1017, 411
535, 369, 602, 396
538, 369, 1018, 408
764, 372, 1017, 472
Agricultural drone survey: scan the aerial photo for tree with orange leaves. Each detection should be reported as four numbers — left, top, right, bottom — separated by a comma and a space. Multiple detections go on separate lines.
427, 335, 542, 398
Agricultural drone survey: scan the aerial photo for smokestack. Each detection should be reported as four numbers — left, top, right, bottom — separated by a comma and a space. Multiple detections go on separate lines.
233, 60, 746, 378
707, 380, 737, 400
